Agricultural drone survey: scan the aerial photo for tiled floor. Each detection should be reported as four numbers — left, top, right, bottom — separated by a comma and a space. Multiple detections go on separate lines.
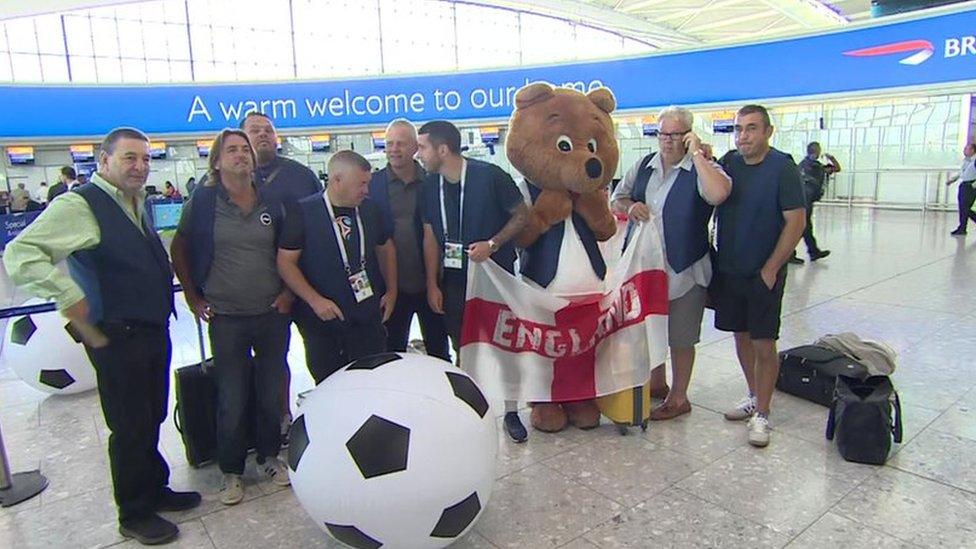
1, 205, 975, 548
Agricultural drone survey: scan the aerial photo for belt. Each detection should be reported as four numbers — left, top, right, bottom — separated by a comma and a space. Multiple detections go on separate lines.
99, 319, 166, 331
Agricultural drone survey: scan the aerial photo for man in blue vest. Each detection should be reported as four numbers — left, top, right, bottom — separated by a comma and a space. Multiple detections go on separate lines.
369, 119, 450, 360
4, 127, 200, 545
170, 129, 293, 506
277, 150, 397, 383
713, 105, 807, 448
611, 106, 732, 421
417, 120, 531, 442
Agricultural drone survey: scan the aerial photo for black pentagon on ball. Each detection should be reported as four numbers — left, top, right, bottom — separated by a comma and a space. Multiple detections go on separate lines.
345, 352, 402, 371
445, 372, 489, 418
38, 369, 75, 390
430, 491, 481, 538
287, 414, 310, 472
10, 316, 36, 345
346, 415, 409, 479
324, 523, 382, 549
64, 321, 84, 344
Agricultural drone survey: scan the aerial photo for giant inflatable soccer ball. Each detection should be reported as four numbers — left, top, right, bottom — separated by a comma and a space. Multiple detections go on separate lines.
2, 298, 96, 395
288, 352, 497, 549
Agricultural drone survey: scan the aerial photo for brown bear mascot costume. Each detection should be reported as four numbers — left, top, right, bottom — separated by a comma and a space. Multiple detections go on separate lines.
506, 82, 620, 432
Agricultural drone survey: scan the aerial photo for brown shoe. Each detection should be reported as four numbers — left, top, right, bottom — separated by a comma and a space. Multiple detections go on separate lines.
650, 384, 670, 400
649, 400, 691, 421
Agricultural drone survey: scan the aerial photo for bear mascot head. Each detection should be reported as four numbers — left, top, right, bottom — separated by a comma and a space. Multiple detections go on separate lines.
504, 82, 621, 432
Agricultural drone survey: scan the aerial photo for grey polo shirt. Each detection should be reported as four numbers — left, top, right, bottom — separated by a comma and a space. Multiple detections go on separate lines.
387, 165, 426, 294
179, 188, 283, 316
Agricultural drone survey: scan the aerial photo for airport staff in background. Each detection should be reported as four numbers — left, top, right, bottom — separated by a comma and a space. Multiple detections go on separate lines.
712, 105, 806, 448
369, 119, 450, 360
417, 120, 531, 443
47, 166, 75, 201
277, 150, 397, 383
947, 142, 976, 236
10, 182, 30, 212
170, 129, 293, 507
3, 127, 201, 546
35, 181, 49, 204
611, 106, 732, 421
791, 141, 837, 263
186, 176, 197, 197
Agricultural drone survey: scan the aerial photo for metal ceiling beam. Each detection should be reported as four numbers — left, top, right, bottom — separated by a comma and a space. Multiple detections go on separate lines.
467, 0, 702, 46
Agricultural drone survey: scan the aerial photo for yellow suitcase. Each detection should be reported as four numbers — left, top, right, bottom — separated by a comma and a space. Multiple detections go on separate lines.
596, 384, 651, 434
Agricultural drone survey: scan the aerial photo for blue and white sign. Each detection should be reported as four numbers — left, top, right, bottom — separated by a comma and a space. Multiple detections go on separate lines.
2, 6, 976, 140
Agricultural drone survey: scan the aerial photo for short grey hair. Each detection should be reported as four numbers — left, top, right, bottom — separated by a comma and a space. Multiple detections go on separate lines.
386, 118, 417, 139
657, 106, 694, 130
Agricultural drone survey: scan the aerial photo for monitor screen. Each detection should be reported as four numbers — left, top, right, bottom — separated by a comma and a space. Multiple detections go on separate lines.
151, 201, 183, 231
149, 142, 167, 159
7, 146, 34, 165
480, 127, 500, 145
196, 140, 211, 157
310, 135, 331, 152
371, 132, 385, 151
70, 145, 95, 162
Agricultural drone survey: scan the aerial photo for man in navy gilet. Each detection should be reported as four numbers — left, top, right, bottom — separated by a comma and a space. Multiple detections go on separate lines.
369, 119, 450, 360
277, 151, 397, 384
417, 120, 531, 443
4, 128, 200, 545
713, 105, 806, 448
611, 106, 732, 422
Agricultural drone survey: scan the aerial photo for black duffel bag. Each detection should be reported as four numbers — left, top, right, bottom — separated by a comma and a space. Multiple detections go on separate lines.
777, 345, 869, 406
826, 375, 903, 465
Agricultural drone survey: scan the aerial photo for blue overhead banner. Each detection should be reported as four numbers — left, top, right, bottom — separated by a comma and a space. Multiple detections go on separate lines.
2, 6, 976, 140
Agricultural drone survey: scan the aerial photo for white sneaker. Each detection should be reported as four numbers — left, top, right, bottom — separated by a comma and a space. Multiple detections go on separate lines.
219, 474, 244, 505
724, 396, 757, 421
261, 457, 291, 487
747, 414, 771, 447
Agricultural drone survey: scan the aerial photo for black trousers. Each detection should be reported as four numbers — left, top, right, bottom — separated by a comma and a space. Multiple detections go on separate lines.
957, 182, 976, 230
297, 318, 386, 383
85, 321, 171, 524
209, 312, 290, 474
384, 291, 450, 361
801, 199, 821, 255
442, 276, 467, 353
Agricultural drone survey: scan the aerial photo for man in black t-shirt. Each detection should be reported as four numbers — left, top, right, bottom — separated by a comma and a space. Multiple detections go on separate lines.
417, 120, 530, 443
792, 141, 839, 263
277, 151, 396, 383
713, 105, 807, 448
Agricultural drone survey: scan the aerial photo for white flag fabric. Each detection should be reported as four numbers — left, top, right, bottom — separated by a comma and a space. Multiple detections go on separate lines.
460, 223, 669, 402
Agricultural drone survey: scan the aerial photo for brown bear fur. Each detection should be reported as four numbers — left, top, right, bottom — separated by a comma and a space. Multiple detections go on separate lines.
506, 82, 619, 433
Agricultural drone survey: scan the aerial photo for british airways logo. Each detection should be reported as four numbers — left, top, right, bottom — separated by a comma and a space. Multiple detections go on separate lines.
843, 39, 935, 65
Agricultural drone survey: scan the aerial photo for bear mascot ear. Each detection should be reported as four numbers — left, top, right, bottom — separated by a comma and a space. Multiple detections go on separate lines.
515, 82, 555, 110
587, 87, 616, 114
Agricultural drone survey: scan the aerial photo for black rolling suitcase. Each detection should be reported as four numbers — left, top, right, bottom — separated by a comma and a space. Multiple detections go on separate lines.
777, 345, 868, 407
173, 319, 255, 467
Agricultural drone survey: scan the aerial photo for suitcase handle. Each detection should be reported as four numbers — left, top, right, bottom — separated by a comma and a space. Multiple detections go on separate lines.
891, 391, 903, 444
825, 399, 836, 440
195, 317, 207, 368
173, 403, 183, 435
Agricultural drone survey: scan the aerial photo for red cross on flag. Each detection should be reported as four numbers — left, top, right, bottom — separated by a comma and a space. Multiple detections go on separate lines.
460, 224, 669, 403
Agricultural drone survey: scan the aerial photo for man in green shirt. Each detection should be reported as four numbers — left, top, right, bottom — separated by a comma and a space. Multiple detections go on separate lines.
3, 127, 201, 546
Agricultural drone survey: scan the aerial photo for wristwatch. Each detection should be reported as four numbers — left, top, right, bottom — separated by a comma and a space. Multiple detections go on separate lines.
488, 239, 498, 252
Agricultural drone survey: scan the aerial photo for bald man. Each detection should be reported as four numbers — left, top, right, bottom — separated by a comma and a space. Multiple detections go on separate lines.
369, 119, 450, 360
277, 150, 397, 383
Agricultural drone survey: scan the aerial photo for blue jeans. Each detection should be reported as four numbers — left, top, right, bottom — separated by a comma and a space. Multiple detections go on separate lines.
209, 311, 291, 474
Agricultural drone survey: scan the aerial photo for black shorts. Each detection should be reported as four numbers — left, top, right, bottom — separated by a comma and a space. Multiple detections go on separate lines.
712, 268, 787, 340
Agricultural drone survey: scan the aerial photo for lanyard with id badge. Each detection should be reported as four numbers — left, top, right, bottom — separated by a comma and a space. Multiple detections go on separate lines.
323, 193, 373, 303
440, 160, 466, 270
